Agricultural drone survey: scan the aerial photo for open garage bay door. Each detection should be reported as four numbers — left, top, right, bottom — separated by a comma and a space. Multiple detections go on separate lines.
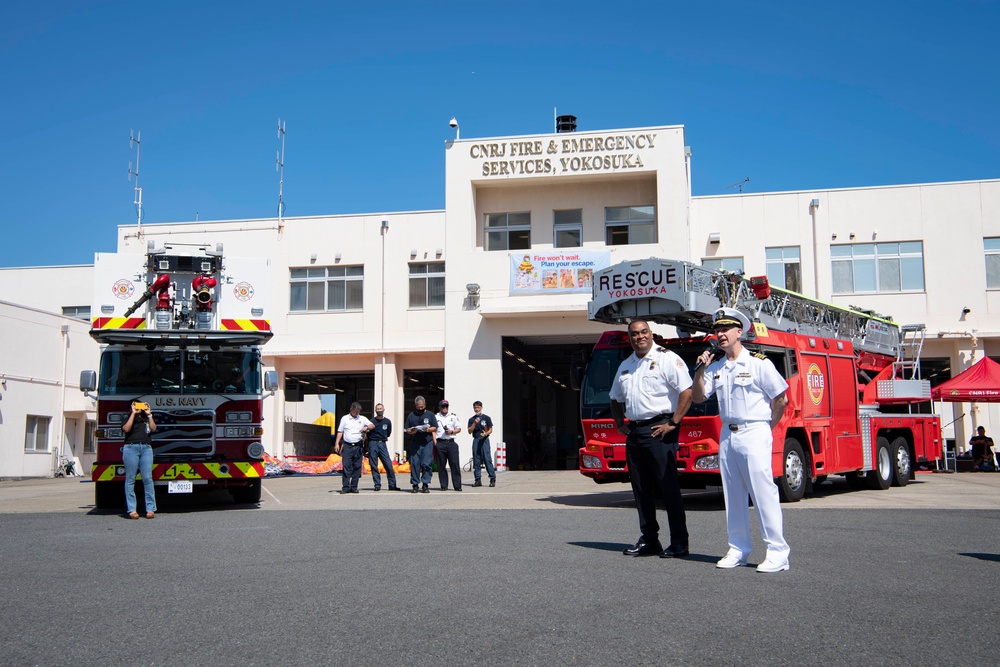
502, 334, 598, 471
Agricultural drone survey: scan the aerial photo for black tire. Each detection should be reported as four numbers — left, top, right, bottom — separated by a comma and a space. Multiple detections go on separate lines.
95, 481, 124, 510
231, 479, 262, 504
891, 436, 911, 487
778, 437, 807, 503
866, 437, 892, 490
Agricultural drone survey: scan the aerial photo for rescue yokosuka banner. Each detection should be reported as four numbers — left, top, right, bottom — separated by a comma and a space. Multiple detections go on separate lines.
510, 251, 611, 294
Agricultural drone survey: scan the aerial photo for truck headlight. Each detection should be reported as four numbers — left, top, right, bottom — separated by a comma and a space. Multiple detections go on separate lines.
694, 455, 719, 470
226, 412, 252, 423
581, 454, 602, 469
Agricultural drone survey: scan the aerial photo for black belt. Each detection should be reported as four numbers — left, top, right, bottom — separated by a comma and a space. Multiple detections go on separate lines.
630, 413, 672, 428
344, 441, 363, 446
726, 421, 768, 431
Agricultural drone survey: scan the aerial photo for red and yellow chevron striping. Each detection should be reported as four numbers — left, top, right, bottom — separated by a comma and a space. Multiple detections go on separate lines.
92, 317, 147, 329
220, 319, 271, 331
92, 461, 264, 481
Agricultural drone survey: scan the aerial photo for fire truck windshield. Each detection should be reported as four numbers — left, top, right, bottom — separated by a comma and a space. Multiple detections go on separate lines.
99, 349, 261, 395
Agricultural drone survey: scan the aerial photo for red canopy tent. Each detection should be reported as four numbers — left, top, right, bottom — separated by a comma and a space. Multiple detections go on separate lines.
931, 356, 1000, 402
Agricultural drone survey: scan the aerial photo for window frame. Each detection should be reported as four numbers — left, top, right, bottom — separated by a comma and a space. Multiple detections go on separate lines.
985, 238, 1000, 289
289, 265, 365, 312
409, 262, 446, 309
700, 257, 745, 274
24, 415, 51, 452
831, 241, 925, 295
553, 209, 582, 248
84, 420, 97, 454
61, 305, 91, 320
484, 212, 531, 252
605, 205, 656, 246
765, 246, 802, 292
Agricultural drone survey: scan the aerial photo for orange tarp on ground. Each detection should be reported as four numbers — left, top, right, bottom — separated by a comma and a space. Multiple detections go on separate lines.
264, 452, 410, 475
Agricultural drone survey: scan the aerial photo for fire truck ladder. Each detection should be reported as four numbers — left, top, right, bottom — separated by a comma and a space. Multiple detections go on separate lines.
892, 324, 926, 380
691, 265, 902, 357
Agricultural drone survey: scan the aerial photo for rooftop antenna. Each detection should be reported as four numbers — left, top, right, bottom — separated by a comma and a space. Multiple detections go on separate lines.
726, 177, 750, 193
276, 118, 286, 235
128, 129, 143, 236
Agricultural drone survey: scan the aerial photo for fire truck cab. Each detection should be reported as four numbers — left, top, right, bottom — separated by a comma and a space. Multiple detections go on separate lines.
578, 258, 942, 501
81, 242, 275, 509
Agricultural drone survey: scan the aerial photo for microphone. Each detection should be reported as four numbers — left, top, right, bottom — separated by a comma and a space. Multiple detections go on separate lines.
693, 342, 724, 373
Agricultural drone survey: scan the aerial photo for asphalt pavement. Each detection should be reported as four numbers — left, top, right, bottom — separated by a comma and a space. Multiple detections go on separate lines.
1, 471, 998, 666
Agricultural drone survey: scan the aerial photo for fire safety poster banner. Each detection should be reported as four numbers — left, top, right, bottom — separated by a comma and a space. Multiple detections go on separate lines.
510, 251, 611, 294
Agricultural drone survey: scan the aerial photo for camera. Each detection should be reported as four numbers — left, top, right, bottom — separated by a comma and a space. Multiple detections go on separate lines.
134, 402, 149, 411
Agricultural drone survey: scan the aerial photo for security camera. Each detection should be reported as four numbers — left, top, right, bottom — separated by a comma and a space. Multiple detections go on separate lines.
449, 117, 458, 128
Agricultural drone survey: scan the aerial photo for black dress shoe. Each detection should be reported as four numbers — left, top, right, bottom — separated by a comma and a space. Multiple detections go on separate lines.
411, 485, 419, 493
472, 480, 483, 487
489, 479, 496, 487
420, 484, 430, 494
338, 490, 351, 495
349, 489, 359, 494
659, 544, 690, 558
388, 486, 399, 491
623, 540, 663, 556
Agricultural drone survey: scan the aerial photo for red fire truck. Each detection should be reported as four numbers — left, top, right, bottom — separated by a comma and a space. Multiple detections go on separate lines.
577, 257, 942, 501
80, 242, 277, 509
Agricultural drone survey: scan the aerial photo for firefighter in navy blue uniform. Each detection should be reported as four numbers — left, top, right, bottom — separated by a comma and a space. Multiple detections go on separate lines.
609, 319, 693, 558
404, 395, 437, 493
367, 403, 398, 491
692, 308, 791, 573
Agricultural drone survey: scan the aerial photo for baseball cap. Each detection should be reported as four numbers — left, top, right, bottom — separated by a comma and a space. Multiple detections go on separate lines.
439, 400, 449, 407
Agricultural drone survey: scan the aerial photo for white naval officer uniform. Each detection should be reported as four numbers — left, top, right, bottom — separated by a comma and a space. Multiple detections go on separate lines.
701, 347, 790, 562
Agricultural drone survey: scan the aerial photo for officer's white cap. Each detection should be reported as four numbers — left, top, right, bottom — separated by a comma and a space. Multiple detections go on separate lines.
712, 307, 750, 331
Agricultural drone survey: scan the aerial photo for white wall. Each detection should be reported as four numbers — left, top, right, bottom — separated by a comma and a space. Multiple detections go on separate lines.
0, 301, 99, 478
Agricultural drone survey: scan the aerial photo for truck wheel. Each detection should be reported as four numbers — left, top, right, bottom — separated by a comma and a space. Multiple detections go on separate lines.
95, 481, 124, 510
778, 438, 806, 503
891, 436, 911, 487
231, 479, 262, 504
866, 437, 892, 490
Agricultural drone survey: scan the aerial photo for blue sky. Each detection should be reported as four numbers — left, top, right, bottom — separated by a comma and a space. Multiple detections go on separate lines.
2, 0, 998, 267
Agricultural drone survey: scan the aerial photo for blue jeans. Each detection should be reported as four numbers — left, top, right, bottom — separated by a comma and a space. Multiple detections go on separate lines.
409, 441, 434, 486
472, 437, 496, 482
367, 440, 397, 489
123, 443, 156, 513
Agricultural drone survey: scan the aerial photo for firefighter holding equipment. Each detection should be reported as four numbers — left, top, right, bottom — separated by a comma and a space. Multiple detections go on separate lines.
609, 319, 693, 559
691, 308, 791, 573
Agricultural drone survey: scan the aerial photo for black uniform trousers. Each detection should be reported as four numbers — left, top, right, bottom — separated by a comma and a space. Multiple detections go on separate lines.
625, 419, 688, 547
340, 442, 364, 491
435, 440, 462, 490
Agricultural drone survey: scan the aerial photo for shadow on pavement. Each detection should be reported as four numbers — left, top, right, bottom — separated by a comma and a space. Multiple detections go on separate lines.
958, 552, 1000, 562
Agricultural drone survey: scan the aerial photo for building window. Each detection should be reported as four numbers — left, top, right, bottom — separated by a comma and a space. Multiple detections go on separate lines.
553, 209, 582, 248
84, 420, 97, 454
985, 238, 1000, 289
701, 257, 745, 273
409, 262, 445, 308
289, 266, 364, 312
765, 246, 802, 292
24, 415, 51, 452
605, 205, 656, 245
831, 242, 924, 294
485, 212, 531, 251
62, 306, 91, 320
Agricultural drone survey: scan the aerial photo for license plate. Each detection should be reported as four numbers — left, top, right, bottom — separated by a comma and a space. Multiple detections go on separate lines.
168, 481, 193, 494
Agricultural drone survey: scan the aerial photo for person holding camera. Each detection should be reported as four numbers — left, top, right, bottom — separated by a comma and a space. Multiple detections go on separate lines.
122, 400, 157, 519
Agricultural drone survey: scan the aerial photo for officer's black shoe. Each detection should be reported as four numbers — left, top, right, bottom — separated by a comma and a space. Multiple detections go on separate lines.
659, 544, 690, 559
623, 539, 663, 556
349, 489, 359, 494
420, 484, 430, 494
338, 490, 351, 495
411, 485, 419, 493
440, 487, 448, 491
455, 487, 462, 491
472, 480, 483, 487
388, 486, 399, 491
489, 479, 496, 487
374, 487, 381, 491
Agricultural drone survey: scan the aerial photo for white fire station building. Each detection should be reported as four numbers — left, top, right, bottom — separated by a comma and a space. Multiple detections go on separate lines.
2, 119, 999, 478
